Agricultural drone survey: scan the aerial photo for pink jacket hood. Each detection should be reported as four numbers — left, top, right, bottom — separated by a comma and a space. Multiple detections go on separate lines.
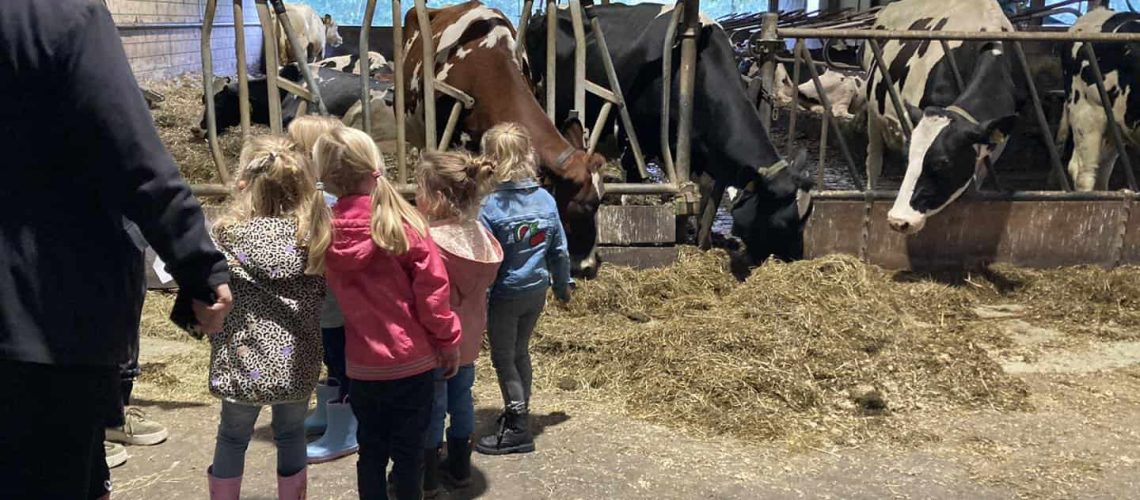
432, 219, 503, 365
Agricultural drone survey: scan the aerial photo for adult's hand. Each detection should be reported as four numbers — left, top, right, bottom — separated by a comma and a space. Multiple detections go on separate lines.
192, 284, 233, 335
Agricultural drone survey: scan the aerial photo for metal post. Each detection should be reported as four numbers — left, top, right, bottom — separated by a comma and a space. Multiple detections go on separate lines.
1012, 41, 1071, 191
392, 0, 407, 181
255, 0, 282, 133
757, 13, 779, 132
1082, 43, 1139, 191
787, 38, 802, 156
200, 0, 230, 184
819, 109, 828, 187
798, 43, 862, 187
659, 2, 682, 179
517, 0, 534, 62
676, 0, 699, 197
269, 0, 327, 115
867, 39, 913, 136
440, 102, 464, 151
360, 0, 376, 135
233, 0, 251, 140
545, 0, 558, 120
938, 40, 965, 92
415, 0, 438, 152
569, 0, 588, 124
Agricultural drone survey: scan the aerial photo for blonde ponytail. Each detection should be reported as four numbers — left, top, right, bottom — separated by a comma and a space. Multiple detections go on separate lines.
304, 189, 333, 275
370, 175, 426, 254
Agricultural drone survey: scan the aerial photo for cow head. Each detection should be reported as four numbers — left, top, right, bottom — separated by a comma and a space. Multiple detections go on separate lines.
548, 118, 606, 279
192, 76, 236, 139
323, 14, 343, 48
887, 105, 1015, 234
730, 149, 815, 265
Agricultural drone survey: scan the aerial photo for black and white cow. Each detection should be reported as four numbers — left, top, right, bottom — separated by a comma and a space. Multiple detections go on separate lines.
194, 63, 395, 140
526, 3, 814, 265
867, 0, 1025, 234
1057, 8, 1140, 191
315, 51, 391, 77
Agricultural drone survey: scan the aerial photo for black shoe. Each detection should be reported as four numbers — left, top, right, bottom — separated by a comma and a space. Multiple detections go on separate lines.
442, 436, 473, 486
475, 408, 535, 456
423, 447, 443, 498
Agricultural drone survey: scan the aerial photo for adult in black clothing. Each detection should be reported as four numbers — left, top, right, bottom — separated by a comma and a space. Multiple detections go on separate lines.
0, 0, 233, 498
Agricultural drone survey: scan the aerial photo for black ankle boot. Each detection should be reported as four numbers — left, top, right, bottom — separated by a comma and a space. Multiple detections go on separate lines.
475, 405, 535, 456
442, 436, 473, 486
423, 447, 443, 498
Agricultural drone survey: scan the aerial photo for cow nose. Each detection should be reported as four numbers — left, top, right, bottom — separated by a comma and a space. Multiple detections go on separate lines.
190, 126, 205, 139
889, 220, 911, 233
886, 211, 924, 235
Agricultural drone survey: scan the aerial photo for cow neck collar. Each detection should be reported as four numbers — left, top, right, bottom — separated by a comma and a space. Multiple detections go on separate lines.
553, 146, 577, 171
743, 159, 789, 192
945, 105, 978, 125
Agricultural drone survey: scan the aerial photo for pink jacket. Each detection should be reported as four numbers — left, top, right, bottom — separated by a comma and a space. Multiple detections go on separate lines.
325, 195, 462, 381
431, 219, 504, 365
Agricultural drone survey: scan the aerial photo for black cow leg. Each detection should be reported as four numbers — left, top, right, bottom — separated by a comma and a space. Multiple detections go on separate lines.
696, 173, 724, 251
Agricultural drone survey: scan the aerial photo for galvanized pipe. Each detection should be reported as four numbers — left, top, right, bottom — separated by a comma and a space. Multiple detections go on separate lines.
798, 43, 862, 187
439, 101, 464, 151
675, 0, 699, 191
601, 183, 680, 194
779, 27, 1140, 42
787, 38, 802, 156
200, 0, 230, 184
360, 0, 376, 135
589, 101, 614, 154
1081, 43, 1139, 191
415, 0, 438, 151
659, 2, 681, 179
938, 40, 965, 92
867, 39, 913, 136
812, 189, 1138, 202
269, 0, 327, 115
191, 184, 233, 197
545, 0, 557, 120
233, 0, 251, 139
255, 0, 283, 133
392, 0, 407, 181
757, 13, 779, 132
569, 0, 587, 121
1011, 41, 1070, 192
517, 0, 534, 62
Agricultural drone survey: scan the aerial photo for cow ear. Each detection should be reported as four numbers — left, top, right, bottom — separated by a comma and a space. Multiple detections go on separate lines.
975, 114, 1017, 145
211, 76, 228, 94
560, 117, 586, 150
323, 14, 332, 25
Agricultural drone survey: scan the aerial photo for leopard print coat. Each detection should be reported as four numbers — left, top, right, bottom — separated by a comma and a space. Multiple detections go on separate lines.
209, 218, 325, 405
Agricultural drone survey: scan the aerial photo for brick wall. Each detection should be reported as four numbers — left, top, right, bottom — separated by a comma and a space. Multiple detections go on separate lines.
107, 0, 264, 82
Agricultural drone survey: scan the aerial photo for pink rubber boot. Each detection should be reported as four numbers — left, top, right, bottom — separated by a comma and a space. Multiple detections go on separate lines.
207, 467, 242, 500
277, 467, 308, 500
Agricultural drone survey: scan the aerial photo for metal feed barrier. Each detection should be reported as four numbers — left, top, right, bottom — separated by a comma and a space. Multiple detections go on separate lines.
754, 18, 1140, 269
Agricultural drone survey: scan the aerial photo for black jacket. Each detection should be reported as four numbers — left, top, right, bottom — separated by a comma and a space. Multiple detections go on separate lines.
0, 0, 229, 366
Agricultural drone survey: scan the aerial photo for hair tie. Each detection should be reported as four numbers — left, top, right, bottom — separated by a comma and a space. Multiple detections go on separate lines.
315, 181, 325, 191
244, 152, 276, 176
372, 170, 381, 178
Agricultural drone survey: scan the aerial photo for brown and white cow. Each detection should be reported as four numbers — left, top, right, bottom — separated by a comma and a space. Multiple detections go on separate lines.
1057, 8, 1140, 191
403, 1, 606, 277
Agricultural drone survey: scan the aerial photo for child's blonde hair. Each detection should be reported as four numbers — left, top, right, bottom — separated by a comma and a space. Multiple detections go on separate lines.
481, 122, 538, 183
288, 115, 344, 161
306, 127, 427, 274
414, 152, 497, 221
217, 135, 314, 242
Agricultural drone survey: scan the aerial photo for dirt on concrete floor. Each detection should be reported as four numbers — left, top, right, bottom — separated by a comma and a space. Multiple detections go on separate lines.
113, 315, 1140, 499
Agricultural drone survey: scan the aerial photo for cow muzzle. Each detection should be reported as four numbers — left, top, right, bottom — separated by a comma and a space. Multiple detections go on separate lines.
887, 208, 926, 235
190, 126, 207, 140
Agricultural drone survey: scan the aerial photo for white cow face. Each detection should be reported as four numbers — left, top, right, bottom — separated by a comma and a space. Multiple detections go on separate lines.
887, 107, 1016, 234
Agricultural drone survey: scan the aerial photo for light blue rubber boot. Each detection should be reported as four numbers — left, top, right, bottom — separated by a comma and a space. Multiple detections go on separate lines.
306, 398, 359, 463
304, 379, 340, 436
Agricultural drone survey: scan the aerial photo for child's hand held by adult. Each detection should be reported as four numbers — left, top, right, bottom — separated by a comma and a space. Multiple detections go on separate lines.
192, 284, 233, 335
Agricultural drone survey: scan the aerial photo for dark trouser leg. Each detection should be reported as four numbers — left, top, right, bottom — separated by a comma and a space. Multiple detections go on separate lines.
351, 381, 392, 500
387, 371, 434, 500
321, 326, 349, 399
513, 293, 546, 406
487, 297, 524, 408
0, 361, 118, 500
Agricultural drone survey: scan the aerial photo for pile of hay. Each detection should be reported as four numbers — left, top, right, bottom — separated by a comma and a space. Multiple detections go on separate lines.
535, 250, 1029, 445
985, 264, 1140, 341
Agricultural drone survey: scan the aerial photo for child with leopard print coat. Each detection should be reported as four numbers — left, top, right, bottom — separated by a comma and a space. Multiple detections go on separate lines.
206, 135, 325, 500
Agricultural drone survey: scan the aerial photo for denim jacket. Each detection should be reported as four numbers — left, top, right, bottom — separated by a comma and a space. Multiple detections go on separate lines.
480, 179, 571, 301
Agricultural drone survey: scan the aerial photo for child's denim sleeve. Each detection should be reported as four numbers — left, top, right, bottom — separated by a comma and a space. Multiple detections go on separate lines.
546, 215, 572, 301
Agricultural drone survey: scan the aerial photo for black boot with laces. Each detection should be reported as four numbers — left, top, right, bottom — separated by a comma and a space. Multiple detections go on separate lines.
475, 405, 534, 455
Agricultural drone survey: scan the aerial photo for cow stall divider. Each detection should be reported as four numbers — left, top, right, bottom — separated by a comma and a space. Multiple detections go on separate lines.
755, 20, 1140, 269
195, 0, 329, 196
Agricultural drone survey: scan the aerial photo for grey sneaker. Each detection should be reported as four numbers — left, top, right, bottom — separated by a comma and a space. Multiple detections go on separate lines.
106, 407, 169, 446
104, 442, 127, 469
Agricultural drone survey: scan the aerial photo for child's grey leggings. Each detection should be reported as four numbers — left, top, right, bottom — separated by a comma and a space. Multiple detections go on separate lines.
212, 400, 308, 478
487, 290, 547, 411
